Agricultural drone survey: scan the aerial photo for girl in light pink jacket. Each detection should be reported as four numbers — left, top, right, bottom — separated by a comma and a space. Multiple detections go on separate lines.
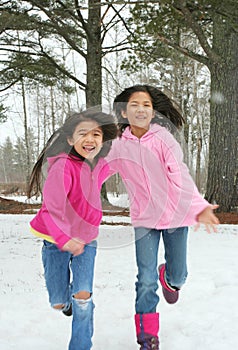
28, 110, 117, 350
106, 85, 219, 350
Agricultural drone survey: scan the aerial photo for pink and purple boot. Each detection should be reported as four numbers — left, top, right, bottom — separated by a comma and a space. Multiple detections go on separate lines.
159, 264, 179, 304
135, 312, 160, 349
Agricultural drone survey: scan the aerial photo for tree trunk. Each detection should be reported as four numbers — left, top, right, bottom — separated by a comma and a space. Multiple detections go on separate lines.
50, 86, 55, 132
21, 78, 31, 184
205, 17, 238, 211
195, 134, 202, 192
86, 1, 109, 202
86, 0, 102, 108
36, 85, 41, 155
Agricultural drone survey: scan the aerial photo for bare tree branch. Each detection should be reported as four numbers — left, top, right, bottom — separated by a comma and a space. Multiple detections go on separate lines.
74, 0, 92, 39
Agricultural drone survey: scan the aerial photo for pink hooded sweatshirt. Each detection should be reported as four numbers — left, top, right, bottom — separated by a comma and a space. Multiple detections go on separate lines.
30, 153, 109, 249
106, 124, 210, 229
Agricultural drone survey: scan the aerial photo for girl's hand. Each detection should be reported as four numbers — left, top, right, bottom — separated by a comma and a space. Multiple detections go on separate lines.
62, 239, 85, 256
195, 205, 220, 233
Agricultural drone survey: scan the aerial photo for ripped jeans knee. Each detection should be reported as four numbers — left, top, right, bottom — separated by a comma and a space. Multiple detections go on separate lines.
73, 294, 93, 311
73, 290, 92, 309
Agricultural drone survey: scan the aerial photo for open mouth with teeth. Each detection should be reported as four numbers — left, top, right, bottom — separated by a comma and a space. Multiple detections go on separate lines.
83, 145, 96, 153
135, 115, 147, 119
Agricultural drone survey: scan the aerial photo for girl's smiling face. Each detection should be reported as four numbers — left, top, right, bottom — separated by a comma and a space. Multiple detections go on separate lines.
67, 120, 103, 161
122, 91, 155, 138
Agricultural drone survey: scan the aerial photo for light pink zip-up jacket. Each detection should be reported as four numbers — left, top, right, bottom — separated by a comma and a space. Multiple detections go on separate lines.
106, 124, 210, 229
30, 153, 109, 249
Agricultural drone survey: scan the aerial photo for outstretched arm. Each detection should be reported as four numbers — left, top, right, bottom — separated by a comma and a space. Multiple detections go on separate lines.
195, 205, 220, 233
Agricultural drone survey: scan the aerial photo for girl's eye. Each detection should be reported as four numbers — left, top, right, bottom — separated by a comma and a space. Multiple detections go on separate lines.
129, 103, 152, 108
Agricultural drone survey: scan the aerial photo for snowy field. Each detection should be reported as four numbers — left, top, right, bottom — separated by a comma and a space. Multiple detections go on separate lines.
0, 212, 238, 350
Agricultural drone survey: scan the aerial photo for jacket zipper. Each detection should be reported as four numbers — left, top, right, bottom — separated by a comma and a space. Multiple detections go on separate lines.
138, 138, 157, 227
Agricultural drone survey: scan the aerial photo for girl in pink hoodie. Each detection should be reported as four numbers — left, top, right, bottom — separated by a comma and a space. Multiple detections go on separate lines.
28, 110, 117, 350
107, 85, 219, 349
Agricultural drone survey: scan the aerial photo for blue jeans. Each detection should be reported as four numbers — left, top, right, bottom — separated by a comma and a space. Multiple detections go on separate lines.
42, 240, 97, 350
134, 227, 188, 314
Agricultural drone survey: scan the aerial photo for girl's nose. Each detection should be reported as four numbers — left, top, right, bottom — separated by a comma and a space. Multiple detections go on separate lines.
85, 132, 94, 142
137, 104, 145, 111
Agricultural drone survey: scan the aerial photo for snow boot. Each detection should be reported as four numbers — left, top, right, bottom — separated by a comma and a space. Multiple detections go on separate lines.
135, 313, 159, 349
159, 264, 179, 304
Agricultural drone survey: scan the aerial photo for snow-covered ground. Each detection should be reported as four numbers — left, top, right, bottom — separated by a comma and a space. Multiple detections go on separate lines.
0, 209, 238, 349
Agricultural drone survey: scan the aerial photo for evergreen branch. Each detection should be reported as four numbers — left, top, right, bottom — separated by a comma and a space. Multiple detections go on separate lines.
102, 41, 131, 56
0, 47, 41, 56
28, 1, 88, 52
37, 40, 86, 90
173, 0, 221, 63
156, 33, 209, 66
0, 78, 22, 92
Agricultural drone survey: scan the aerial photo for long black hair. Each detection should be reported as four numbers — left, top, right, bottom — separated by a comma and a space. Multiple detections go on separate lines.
113, 85, 185, 136
27, 109, 118, 198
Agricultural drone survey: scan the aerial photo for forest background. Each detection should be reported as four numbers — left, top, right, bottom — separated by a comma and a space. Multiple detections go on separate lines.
0, 0, 237, 215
